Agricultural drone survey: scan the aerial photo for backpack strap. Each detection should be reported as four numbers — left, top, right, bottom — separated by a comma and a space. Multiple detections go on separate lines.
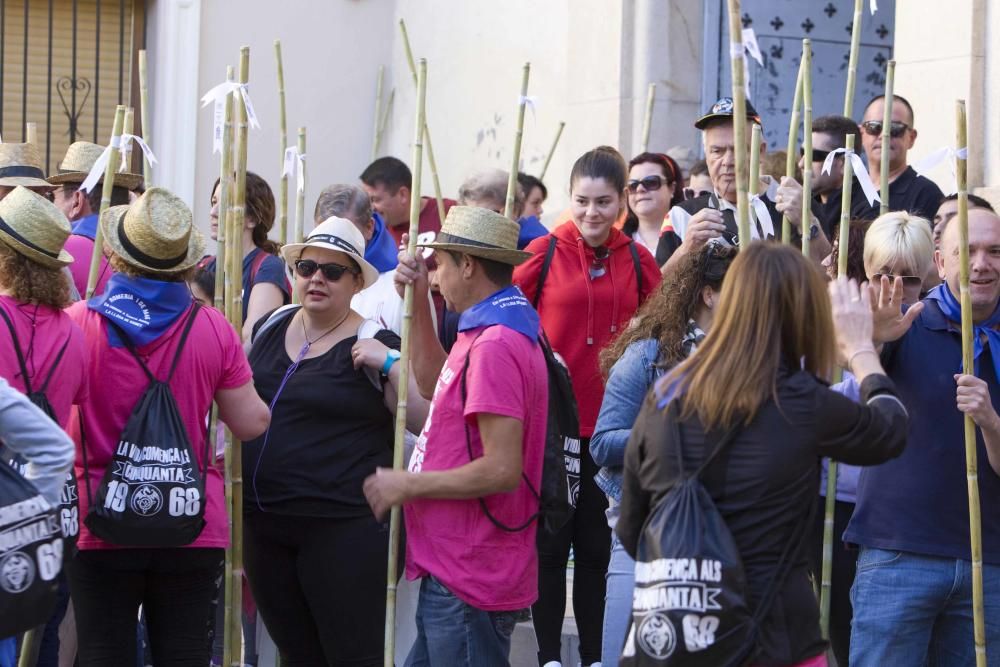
38, 336, 71, 394
531, 235, 558, 309
250, 304, 300, 348
166, 305, 202, 383
628, 240, 643, 304
248, 249, 269, 285
0, 306, 33, 394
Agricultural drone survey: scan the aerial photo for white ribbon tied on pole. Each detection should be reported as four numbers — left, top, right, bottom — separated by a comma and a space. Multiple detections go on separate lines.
870, 0, 878, 14
749, 195, 776, 240
201, 81, 262, 154
822, 148, 881, 206
731, 28, 765, 100
118, 134, 158, 173
79, 135, 122, 194
283, 146, 306, 193
519, 95, 538, 119
913, 146, 969, 195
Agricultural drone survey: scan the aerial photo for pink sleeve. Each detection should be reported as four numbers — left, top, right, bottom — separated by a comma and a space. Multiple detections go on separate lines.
462, 336, 529, 422
216, 319, 253, 391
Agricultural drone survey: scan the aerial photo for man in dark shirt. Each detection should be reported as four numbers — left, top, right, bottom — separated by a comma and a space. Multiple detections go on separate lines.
847, 208, 1000, 664
799, 115, 865, 237
852, 94, 944, 222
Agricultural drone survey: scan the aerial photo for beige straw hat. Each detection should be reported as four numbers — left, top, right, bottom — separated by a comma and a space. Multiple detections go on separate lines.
0, 143, 54, 189
419, 206, 531, 265
47, 141, 143, 190
0, 186, 74, 268
281, 216, 379, 289
100, 187, 205, 274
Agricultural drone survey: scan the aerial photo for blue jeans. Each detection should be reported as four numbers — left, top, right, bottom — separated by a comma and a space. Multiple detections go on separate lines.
850, 547, 1000, 666
602, 532, 635, 667
405, 577, 524, 667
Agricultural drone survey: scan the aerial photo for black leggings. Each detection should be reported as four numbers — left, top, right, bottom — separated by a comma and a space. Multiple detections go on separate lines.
244, 511, 389, 667
66, 547, 223, 667
808, 496, 857, 667
532, 440, 610, 666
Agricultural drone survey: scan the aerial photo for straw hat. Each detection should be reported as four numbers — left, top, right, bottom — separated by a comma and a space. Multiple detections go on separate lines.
419, 206, 531, 265
0, 143, 54, 189
47, 141, 143, 190
0, 186, 74, 268
281, 216, 379, 289
100, 187, 205, 274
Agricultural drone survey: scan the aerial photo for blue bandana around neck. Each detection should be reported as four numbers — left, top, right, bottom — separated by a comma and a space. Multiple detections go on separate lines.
457, 285, 540, 341
88, 273, 194, 348
364, 212, 399, 273
71, 214, 100, 241
925, 282, 1000, 377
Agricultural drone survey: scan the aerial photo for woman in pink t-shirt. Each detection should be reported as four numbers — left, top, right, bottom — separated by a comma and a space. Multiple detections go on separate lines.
65, 188, 270, 665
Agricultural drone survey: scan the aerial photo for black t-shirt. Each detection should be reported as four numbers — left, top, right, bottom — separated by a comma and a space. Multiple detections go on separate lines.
243, 309, 401, 517
850, 165, 943, 223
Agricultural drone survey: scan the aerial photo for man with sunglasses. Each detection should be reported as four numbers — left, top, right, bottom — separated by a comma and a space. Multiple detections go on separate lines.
795, 115, 864, 237
853, 94, 943, 223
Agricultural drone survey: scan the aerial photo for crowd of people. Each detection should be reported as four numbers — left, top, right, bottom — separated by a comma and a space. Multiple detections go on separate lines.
0, 83, 997, 667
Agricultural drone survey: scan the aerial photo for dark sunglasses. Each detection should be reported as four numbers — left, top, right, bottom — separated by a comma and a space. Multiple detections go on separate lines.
799, 147, 832, 162
873, 272, 922, 289
861, 120, 910, 138
294, 259, 358, 281
683, 188, 713, 201
627, 175, 669, 193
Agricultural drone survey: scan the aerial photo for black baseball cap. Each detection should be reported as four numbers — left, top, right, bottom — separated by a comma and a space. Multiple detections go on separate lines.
695, 97, 762, 130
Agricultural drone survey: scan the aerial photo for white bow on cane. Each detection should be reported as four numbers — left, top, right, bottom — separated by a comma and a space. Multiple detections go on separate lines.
518, 95, 538, 120
118, 134, 158, 174
79, 134, 159, 194
200, 81, 261, 154
731, 28, 765, 100
749, 177, 780, 240
283, 146, 306, 193
914, 146, 968, 195
821, 148, 881, 206
870, 0, 878, 14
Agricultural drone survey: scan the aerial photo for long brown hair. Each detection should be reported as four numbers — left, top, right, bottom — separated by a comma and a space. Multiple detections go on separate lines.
212, 172, 280, 255
600, 243, 736, 375
661, 243, 835, 430
0, 243, 71, 308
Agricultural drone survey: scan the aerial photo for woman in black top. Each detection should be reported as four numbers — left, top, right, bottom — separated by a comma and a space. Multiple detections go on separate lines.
618, 244, 908, 665
243, 217, 427, 666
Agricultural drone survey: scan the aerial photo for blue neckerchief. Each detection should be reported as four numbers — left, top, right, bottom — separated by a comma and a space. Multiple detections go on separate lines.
71, 214, 100, 241
364, 213, 398, 273
88, 274, 193, 348
925, 283, 1000, 377
457, 285, 540, 341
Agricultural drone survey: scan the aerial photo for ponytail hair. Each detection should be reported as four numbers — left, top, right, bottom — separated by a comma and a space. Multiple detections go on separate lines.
569, 145, 628, 195
212, 171, 280, 256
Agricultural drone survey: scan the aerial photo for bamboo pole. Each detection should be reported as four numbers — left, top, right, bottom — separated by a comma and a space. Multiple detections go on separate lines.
956, 99, 988, 667
384, 58, 426, 667
138, 49, 152, 187
843, 0, 863, 116
25, 122, 37, 144
295, 127, 306, 245
782, 60, 805, 243
377, 88, 396, 142
640, 83, 656, 153
727, 0, 750, 246
121, 107, 134, 173
539, 121, 565, 181
275, 40, 288, 246
504, 63, 531, 220
85, 105, 125, 299
749, 123, 762, 197
16, 628, 39, 667
879, 61, 895, 216
214, 67, 235, 314
399, 19, 446, 224
801, 40, 814, 257
371, 65, 385, 161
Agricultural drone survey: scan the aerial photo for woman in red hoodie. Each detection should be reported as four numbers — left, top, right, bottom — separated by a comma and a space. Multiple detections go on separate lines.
514, 145, 661, 667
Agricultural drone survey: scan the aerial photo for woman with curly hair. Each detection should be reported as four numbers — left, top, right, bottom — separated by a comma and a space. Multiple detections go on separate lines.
590, 241, 737, 666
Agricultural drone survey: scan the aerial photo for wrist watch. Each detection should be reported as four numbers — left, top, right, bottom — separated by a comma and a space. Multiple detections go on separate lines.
381, 349, 401, 376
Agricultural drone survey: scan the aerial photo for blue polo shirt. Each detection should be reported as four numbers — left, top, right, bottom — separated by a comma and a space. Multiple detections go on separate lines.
845, 299, 1000, 564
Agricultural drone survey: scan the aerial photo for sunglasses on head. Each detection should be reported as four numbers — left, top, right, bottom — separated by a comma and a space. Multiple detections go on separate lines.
861, 120, 910, 138
294, 259, 358, 282
873, 272, 922, 289
627, 175, 669, 193
799, 147, 832, 162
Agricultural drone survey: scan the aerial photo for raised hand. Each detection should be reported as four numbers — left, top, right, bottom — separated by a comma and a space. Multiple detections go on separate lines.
869, 274, 924, 344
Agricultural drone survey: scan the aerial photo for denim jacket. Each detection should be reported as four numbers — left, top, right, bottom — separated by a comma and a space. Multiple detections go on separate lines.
591, 338, 663, 502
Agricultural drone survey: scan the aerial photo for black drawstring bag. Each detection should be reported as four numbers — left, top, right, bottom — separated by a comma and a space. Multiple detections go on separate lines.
0, 461, 63, 637
620, 401, 811, 667
81, 305, 210, 548
0, 308, 79, 555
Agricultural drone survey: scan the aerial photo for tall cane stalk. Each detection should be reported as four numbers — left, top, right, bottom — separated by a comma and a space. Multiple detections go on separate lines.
505, 63, 530, 220
879, 61, 895, 216
295, 127, 307, 245
138, 50, 152, 186
377, 88, 395, 145
726, 0, 750, 246
748, 123, 762, 236
25, 122, 37, 144
85, 105, 125, 299
384, 58, 427, 667
956, 99, 988, 667
640, 83, 656, 153
800, 40, 813, 257
371, 65, 385, 162
121, 107, 134, 173
399, 19, 446, 224
540, 121, 565, 181
275, 40, 288, 246
843, 0, 863, 116
782, 59, 805, 243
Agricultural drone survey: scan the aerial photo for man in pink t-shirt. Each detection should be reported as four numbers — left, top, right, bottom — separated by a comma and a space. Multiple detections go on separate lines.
364, 206, 548, 666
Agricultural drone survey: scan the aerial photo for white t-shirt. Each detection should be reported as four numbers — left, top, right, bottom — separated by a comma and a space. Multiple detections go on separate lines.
351, 270, 404, 335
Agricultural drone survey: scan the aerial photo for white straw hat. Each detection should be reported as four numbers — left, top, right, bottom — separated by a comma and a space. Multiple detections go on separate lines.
0, 186, 73, 268
280, 216, 379, 289
100, 187, 205, 274
48, 141, 143, 190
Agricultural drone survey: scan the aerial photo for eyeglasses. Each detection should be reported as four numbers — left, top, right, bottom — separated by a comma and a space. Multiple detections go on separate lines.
683, 188, 712, 201
294, 259, 358, 281
799, 147, 832, 162
627, 175, 669, 193
861, 120, 910, 138
872, 272, 922, 289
